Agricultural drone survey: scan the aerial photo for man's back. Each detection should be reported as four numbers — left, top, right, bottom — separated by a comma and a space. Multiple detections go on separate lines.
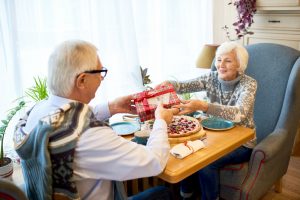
16, 95, 170, 200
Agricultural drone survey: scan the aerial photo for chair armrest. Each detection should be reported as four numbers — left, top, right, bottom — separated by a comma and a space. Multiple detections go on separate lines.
239, 129, 289, 199
252, 128, 288, 162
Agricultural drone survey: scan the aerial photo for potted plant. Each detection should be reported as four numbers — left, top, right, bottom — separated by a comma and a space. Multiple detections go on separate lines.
223, 0, 257, 41
24, 76, 49, 102
0, 77, 48, 179
140, 66, 153, 90
0, 100, 26, 179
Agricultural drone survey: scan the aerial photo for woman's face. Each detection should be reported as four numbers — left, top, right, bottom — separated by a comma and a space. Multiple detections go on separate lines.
216, 50, 240, 81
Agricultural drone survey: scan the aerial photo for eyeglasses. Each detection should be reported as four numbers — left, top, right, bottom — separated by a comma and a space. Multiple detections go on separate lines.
83, 67, 108, 78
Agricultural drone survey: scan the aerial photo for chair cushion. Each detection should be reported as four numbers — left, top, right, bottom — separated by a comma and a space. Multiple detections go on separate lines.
220, 163, 248, 200
0, 178, 27, 200
220, 163, 249, 189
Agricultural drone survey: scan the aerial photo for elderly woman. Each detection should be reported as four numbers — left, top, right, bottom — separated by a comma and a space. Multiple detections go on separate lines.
165, 41, 257, 200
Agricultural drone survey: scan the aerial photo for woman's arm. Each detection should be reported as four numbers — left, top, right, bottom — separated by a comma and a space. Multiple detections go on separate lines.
160, 73, 211, 94
173, 76, 257, 124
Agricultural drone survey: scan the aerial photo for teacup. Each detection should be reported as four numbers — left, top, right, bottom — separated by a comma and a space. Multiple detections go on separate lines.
134, 130, 150, 145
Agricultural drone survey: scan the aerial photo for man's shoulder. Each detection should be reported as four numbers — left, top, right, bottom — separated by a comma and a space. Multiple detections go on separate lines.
39, 102, 90, 125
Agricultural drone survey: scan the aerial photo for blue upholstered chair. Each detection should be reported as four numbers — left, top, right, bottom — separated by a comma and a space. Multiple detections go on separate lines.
215, 43, 300, 200
0, 178, 28, 200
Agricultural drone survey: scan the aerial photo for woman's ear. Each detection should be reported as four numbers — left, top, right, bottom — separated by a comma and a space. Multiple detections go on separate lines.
75, 73, 86, 89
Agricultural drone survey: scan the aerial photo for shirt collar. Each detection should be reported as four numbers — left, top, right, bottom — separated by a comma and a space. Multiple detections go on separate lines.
48, 94, 77, 108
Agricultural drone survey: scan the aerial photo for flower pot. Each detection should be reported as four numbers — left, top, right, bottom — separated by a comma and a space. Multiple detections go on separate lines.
0, 157, 13, 180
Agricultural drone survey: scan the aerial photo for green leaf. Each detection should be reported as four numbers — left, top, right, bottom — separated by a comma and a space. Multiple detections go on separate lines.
1, 76, 48, 162
7, 114, 13, 119
19, 100, 26, 106
0, 126, 6, 133
6, 115, 13, 121
10, 110, 16, 115
140, 67, 152, 86
25, 76, 48, 102
180, 93, 194, 100
1, 120, 8, 125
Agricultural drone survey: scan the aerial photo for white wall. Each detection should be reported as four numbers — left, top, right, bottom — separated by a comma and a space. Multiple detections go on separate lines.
212, 0, 243, 44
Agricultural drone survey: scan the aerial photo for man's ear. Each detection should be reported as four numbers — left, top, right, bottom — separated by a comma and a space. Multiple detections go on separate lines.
75, 73, 86, 89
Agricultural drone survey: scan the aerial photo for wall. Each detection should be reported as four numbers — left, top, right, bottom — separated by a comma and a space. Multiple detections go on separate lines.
212, 0, 244, 44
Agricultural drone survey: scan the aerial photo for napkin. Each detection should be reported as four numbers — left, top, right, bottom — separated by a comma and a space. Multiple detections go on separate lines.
170, 140, 205, 159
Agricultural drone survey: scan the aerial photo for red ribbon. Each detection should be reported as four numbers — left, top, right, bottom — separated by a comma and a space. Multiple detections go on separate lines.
184, 141, 195, 153
134, 85, 175, 102
133, 84, 177, 122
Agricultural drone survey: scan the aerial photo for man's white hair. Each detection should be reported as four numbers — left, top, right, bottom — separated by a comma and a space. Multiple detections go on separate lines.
215, 41, 249, 74
48, 40, 98, 96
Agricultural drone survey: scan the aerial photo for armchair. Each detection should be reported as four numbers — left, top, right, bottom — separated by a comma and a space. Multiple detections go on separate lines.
217, 43, 300, 200
0, 178, 28, 200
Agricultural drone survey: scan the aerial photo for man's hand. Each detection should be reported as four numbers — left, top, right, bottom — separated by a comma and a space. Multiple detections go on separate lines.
155, 104, 179, 125
172, 99, 208, 115
108, 94, 136, 115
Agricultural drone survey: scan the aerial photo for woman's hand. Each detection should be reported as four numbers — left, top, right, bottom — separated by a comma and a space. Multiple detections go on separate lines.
172, 99, 208, 115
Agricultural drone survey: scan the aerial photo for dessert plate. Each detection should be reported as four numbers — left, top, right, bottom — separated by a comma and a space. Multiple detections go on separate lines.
201, 118, 234, 131
110, 122, 140, 135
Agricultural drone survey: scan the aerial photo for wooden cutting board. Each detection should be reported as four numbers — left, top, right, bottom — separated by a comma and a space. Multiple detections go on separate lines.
168, 128, 206, 144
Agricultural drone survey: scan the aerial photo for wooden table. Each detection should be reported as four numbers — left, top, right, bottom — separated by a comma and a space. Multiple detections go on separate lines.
158, 126, 255, 183
13, 122, 254, 196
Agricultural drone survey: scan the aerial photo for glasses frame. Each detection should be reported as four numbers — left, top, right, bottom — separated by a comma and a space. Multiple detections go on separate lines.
82, 67, 108, 78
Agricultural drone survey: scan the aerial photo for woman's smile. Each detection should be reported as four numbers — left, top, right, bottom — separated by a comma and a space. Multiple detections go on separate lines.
216, 50, 239, 81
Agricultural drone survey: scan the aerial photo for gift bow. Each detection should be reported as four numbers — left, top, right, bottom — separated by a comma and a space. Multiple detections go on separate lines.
134, 84, 175, 103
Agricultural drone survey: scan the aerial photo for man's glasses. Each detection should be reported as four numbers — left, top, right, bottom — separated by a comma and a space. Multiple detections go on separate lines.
83, 67, 108, 78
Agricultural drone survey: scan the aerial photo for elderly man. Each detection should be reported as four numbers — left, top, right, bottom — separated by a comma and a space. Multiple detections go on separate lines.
14, 40, 177, 200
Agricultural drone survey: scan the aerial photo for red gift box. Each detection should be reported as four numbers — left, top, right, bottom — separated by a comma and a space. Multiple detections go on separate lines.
133, 84, 180, 122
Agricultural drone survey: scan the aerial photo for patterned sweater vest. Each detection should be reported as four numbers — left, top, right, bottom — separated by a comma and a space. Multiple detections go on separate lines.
14, 102, 112, 200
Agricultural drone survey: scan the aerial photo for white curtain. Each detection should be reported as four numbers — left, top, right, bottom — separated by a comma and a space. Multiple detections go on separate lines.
0, 0, 212, 115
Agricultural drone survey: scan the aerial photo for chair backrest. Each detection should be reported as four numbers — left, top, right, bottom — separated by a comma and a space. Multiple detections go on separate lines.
245, 43, 300, 142
211, 43, 300, 142
0, 178, 28, 200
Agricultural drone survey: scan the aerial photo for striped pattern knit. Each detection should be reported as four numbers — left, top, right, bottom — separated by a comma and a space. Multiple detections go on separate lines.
170, 71, 257, 148
14, 102, 108, 200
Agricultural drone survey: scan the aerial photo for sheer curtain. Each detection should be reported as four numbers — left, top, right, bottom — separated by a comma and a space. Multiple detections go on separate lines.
0, 0, 212, 118
132, 0, 213, 82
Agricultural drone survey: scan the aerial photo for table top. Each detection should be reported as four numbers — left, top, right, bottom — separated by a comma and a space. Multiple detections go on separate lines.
158, 126, 255, 183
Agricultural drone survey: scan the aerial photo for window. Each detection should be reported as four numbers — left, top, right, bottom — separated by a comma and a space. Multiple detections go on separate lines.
0, 0, 212, 155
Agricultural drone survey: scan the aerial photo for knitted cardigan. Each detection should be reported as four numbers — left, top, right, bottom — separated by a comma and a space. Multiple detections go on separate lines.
14, 102, 127, 200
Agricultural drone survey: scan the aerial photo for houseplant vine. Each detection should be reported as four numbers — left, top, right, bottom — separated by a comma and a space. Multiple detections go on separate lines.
223, 0, 257, 41
0, 100, 26, 166
0, 77, 48, 171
